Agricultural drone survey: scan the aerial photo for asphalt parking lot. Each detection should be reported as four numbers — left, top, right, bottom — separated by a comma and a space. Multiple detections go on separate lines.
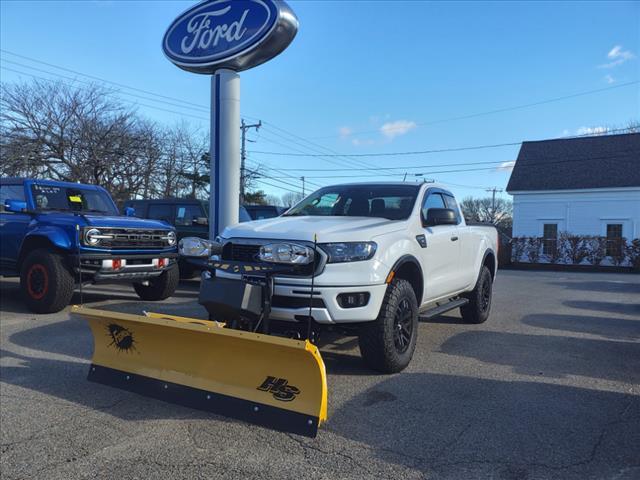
1, 270, 639, 480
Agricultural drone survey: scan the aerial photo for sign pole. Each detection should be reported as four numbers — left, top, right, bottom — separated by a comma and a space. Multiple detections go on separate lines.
210, 69, 241, 239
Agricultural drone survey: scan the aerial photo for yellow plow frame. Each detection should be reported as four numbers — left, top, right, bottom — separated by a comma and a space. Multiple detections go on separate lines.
72, 306, 327, 437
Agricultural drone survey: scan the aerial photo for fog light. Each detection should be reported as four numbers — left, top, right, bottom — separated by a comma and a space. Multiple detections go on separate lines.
337, 292, 370, 308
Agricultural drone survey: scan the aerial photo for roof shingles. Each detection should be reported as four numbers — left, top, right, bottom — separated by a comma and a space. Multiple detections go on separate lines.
506, 133, 640, 192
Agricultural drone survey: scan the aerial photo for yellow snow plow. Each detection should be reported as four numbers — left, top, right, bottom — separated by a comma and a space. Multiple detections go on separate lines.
72, 306, 327, 437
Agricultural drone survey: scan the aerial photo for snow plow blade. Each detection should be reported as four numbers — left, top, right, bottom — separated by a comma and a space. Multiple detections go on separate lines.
72, 306, 327, 437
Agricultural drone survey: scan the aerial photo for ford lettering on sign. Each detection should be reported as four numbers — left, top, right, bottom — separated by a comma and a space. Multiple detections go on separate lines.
163, 0, 298, 74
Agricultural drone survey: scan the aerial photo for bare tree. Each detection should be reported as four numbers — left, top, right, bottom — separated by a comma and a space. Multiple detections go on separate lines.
281, 191, 305, 207
460, 196, 512, 230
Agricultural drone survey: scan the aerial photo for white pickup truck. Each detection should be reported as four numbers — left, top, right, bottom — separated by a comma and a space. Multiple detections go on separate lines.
183, 182, 498, 373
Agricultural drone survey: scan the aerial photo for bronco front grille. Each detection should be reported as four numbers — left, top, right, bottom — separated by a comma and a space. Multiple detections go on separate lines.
84, 228, 173, 249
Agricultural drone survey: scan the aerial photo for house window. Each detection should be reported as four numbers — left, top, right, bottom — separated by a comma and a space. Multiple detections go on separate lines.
542, 223, 558, 255
606, 224, 623, 257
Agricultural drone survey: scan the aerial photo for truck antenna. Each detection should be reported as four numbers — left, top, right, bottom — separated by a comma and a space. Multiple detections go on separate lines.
306, 234, 318, 342
76, 224, 83, 306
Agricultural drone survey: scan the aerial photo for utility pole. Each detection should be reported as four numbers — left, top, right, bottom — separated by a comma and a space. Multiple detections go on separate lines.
486, 187, 503, 222
240, 118, 261, 202
301, 176, 305, 196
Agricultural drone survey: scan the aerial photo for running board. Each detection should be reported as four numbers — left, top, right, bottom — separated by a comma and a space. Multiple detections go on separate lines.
419, 298, 469, 320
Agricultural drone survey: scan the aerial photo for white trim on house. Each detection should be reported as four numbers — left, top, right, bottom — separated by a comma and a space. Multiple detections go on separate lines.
509, 186, 640, 195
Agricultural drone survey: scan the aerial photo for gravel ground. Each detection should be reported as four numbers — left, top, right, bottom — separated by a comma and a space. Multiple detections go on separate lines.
1, 270, 639, 479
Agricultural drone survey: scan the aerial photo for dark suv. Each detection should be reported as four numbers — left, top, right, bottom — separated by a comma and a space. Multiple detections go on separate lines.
122, 199, 251, 276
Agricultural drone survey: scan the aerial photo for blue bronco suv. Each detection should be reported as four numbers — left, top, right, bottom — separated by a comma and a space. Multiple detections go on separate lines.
0, 178, 179, 313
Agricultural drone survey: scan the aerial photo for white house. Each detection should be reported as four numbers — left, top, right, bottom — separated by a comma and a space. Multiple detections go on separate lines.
507, 132, 640, 263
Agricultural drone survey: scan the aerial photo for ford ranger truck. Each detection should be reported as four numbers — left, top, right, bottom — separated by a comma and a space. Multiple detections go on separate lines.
0, 178, 179, 314
184, 182, 498, 373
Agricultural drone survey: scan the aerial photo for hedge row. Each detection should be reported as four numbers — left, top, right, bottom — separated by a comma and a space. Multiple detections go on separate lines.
510, 234, 640, 270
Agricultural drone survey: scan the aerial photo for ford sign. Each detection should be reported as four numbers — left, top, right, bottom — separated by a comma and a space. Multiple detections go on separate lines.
163, 0, 298, 74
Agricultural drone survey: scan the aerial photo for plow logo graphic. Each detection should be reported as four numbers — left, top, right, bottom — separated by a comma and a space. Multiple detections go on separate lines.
257, 376, 300, 401
106, 323, 136, 352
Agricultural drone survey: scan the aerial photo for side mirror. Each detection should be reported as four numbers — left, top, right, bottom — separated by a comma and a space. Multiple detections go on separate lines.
194, 216, 208, 226
124, 206, 136, 217
4, 199, 28, 213
424, 208, 458, 227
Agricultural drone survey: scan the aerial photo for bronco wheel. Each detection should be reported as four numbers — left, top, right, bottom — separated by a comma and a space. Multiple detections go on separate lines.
460, 265, 493, 324
133, 263, 179, 301
20, 249, 75, 314
358, 278, 418, 373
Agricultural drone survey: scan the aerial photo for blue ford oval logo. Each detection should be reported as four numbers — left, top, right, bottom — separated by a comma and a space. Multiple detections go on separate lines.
163, 0, 297, 74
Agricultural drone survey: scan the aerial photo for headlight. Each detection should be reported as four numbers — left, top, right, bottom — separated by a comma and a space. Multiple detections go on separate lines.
320, 242, 377, 263
84, 228, 102, 246
258, 243, 315, 265
167, 231, 177, 246
179, 237, 221, 257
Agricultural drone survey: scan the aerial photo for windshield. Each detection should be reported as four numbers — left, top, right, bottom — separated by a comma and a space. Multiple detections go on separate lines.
31, 184, 117, 215
284, 184, 420, 220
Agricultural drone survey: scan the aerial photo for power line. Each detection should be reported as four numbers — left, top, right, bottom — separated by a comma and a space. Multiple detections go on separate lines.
309, 80, 640, 139
0, 48, 210, 111
253, 178, 302, 194
262, 150, 637, 179
1, 58, 208, 114
0, 65, 211, 122
258, 126, 382, 172
248, 127, 636, 160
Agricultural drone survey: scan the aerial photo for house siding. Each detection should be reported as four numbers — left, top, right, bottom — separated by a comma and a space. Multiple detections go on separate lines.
512, 188, 640, 239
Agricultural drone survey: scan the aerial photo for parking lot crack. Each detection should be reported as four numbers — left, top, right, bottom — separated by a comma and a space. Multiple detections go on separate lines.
285, 433, 378, 476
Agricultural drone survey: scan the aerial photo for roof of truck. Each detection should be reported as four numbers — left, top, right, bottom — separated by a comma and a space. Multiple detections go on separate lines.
0, 177, 105, 190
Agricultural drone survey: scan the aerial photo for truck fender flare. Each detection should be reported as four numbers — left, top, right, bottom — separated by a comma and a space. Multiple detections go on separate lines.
18, 229, 73, 267
387, 255, 424, 305
478, 248, 497, 281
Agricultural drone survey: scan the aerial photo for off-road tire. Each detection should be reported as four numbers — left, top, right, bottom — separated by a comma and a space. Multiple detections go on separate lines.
460, 265, 493, 324
133, 263, 179, 301
358, 278, 418, 374
20, 249, 75, 314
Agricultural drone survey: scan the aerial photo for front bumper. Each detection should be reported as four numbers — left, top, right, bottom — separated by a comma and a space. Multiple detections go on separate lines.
71, 253, 177, 282
201, 272, 388, 325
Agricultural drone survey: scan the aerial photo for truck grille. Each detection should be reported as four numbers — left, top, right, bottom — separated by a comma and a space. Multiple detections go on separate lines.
86, 228, 173, 249
224, 243, 260, 262
221, 241, 319, 277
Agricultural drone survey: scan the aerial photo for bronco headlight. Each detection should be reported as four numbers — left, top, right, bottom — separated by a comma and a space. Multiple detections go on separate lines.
84, 228, 103, 246
166, 231, 177, 246
258, 243, 315, 265
179, 237, 221, 257
320, 242, 377, 263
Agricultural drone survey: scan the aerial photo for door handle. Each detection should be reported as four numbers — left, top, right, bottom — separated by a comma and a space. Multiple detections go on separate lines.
451, 236, 459, 242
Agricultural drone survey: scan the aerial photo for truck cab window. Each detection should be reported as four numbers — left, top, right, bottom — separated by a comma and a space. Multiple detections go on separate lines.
148, 204, 174, 224
176, 204, 205, 226
443, 194, 461, 224
421, 193, 445, 221
0, 185, 26, 213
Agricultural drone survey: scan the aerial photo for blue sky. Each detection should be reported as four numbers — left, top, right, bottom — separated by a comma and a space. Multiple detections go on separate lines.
1, 0, 638, 200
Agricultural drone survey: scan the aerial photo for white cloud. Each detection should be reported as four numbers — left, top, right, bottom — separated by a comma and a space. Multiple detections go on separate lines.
576, 126, 608, 136
497, 161, 516, 172
351, 138, 375, 146
379, 120, 417, 140
338, 126, 352, 138
598, 45, 635, 68
604, 74, 615, 84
